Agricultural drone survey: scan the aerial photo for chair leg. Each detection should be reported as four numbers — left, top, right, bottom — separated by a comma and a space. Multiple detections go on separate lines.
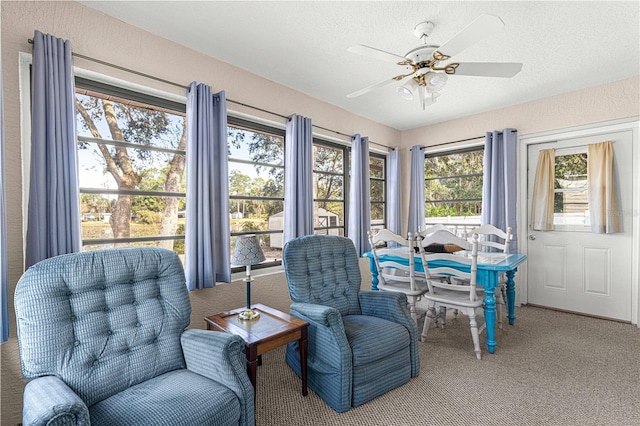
468, 310, 482, 360
408, 297, 418, 325
439, 306, 447, 327
421, 305, 437, 342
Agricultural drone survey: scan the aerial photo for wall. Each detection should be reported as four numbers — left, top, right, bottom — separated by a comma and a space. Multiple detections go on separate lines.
0, 1, 394, 424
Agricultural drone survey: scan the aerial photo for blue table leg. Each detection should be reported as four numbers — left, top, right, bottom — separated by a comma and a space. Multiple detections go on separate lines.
505, 269, 517, 326
368, 257, 379, 291
483, 273, 498, 354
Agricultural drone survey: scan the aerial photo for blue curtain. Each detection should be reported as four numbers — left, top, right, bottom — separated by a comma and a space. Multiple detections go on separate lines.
185, 82, 231, 289
481, 129, 518, 252
0, 42, 8, 342
386, 149, 402, 236
407, 145, 425, 235
348, 134, 371, 256
25, 31, 81, 269
283, 114, 313, 244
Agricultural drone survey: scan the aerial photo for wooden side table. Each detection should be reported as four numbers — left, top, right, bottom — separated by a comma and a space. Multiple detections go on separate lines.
204, 303, 308, 399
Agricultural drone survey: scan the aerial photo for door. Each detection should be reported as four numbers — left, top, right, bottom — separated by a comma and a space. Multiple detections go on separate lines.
526, 131, 633, 321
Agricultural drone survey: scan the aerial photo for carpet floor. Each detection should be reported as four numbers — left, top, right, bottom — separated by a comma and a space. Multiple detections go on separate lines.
254, 305, 640, 426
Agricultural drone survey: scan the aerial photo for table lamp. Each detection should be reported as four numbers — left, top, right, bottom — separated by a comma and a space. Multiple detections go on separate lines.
231, 234, 266, 321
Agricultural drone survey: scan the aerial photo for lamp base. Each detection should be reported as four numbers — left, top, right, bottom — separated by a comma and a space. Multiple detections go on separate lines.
238, 308, 260, 321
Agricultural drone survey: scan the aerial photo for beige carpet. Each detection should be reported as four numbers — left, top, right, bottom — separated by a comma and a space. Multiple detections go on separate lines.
255, 306, 640, 426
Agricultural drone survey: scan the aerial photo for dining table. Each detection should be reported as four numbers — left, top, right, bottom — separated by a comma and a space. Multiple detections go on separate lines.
363, 249, 527, 354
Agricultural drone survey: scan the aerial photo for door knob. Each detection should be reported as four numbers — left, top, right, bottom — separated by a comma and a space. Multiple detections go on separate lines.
528, 234, 536, 240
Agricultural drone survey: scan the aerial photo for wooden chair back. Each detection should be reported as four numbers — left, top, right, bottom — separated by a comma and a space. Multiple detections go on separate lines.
418, 232, 479, 302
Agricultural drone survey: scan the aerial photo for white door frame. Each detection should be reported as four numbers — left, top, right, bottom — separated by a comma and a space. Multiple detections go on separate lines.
517, 117, 640, 326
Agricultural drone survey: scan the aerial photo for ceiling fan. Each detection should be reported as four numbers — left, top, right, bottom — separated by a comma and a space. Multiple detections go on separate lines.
346, 14, 523, 109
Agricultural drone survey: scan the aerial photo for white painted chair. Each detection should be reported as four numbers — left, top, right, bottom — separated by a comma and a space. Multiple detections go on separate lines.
419, 232, 485, 360
465, 224, 513, 328
368, 229, 428, 324
419, 223, 450, 235
416, 229, 471, 326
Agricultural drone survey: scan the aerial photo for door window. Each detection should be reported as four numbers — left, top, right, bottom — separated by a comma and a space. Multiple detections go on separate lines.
553, 150, 589, 229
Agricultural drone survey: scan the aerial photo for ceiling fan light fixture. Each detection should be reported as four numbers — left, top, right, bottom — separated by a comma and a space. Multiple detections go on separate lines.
423, 72, 448, 93
397, 78, 418, 100
418, 85, 440, 110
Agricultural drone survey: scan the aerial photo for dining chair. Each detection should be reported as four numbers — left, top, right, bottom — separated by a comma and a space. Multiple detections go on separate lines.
419, 223, 449, 235
368, 229, 428, 324
416, 229, 471, 326
466, 224, 513, 328
419, 233, 485, 360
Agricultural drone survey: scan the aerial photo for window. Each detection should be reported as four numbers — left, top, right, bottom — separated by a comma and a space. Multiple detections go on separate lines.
313, 139, 347, 237
553, 150, 589, 227
75, 79, 187, 256
228, 117, 284, 271
370, 153, 386, 230
424, 147, 483, 235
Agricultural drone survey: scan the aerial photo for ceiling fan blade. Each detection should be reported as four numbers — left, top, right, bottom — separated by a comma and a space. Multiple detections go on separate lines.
437, 14, 505, 58
453, 62, 523, 78
348, 44, 406, 64
346, 77, 400, 98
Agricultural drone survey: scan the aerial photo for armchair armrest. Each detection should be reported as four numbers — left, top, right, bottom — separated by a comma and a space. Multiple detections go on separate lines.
181, 329, 255, 426
288, 302, 353, 412
23, 376, 90, 426
359, 291, 414, 325
290, 302, 343, 328
289, 302, 351, 361
359, 291, 420, 377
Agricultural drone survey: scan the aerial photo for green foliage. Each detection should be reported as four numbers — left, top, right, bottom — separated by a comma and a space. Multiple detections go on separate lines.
424, 149, 484, 218
241, 221, 265, 232
80, 194, 113, 214
134, 210, 163, 224
228, 127, 284, 180
173, 224, 185, 254
554, 153, 587, 184
426, 202, 481, 217
553, 153, 588, 212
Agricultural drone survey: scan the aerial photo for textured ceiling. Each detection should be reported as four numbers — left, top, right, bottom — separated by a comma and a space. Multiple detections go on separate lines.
77, 1, 640, 131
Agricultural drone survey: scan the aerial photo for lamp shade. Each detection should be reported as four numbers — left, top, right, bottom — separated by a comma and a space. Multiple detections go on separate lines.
423, 72, 448, 93
397, 78, 418, 100
232, 235, 266, 266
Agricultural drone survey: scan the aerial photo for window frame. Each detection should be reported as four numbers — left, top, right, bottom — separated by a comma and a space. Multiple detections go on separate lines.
369, 152, 387, 230
552, 147, 590, 231
228, 116, 285, 272
312, 137, 349, 237
424, 145, 484, 232
75, 77, 187, 251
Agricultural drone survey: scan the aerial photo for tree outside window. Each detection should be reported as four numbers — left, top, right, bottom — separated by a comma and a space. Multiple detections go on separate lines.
228, 118, 284, 269
370, 153, 386, 230
75, 81, 186, 256
313, 141, 346, 237
424, 147, 484, 233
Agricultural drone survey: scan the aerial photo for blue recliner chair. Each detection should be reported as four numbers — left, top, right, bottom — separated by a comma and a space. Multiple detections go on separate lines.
14, 247, 254, 426
282, 235, 419, 413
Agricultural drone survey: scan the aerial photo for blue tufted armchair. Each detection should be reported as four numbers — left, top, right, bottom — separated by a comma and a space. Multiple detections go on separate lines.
14, 247, 254, 426
282, 235, 419, 413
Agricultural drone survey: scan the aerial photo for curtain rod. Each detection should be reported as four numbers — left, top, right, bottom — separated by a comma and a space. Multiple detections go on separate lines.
415, 129, 518, 150
28, 38, 392, 151
421, 135, 485, 149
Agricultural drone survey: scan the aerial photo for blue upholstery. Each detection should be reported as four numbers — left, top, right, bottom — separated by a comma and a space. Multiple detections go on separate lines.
283, 235, 419, 413
15, 247, 254, 426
